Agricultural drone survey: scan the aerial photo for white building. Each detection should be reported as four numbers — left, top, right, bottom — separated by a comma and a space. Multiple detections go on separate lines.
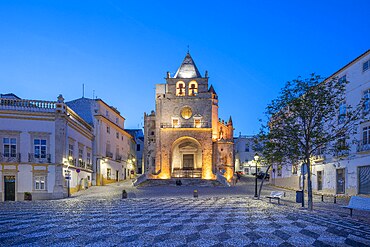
234, 134, 266, 175
125, 129, 144, 174
0, 94, 94, 201
67, 98, 136, 185
272, 50, 370, 196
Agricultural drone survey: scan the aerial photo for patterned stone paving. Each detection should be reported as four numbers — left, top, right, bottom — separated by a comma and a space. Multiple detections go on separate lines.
1, 197, 370, 246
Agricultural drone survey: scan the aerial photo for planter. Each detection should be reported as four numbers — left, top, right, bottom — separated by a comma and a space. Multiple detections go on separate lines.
24, 192, 32, 201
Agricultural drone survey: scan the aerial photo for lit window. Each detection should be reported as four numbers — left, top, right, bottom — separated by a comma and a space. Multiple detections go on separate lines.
34, 139, 47, 159
188, 81, 198, 96
181, 107, 192, 119
176, 81, 185, 96
107, 168, 111, 180
172, 118, 180, 128
194, 118, 201, 128
363, 59, 370, 72
68, 144, 74, 159
34, 176, 46, 190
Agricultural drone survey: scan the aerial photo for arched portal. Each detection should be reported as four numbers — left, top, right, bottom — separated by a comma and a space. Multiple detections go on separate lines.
171, 137, 202, 178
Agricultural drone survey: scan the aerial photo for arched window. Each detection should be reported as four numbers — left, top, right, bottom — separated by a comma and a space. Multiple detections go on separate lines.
176, 81, 185, 96
188, 81, 198, 96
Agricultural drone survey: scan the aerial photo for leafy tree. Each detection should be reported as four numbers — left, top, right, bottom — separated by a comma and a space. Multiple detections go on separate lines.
260, 74, 362, 210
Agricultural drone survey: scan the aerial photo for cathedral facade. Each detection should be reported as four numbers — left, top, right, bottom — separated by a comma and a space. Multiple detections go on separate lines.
143, 53, 234, 182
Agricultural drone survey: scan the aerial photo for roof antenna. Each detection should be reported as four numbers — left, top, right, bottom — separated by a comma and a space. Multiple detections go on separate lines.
82, 83, 85, 98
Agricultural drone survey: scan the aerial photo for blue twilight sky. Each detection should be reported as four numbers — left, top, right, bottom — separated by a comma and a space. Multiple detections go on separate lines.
1, 0, 369, 135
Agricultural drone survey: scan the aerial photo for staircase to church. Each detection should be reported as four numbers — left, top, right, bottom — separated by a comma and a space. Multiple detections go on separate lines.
136, 178, 225, 187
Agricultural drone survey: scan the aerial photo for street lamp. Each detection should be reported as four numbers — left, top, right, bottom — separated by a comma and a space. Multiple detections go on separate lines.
254, 153, 259, 198
95, 157, 107, 186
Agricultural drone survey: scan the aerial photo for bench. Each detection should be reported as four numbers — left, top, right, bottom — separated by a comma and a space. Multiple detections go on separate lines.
266, 191, 285, 204
342, 196, 370, 216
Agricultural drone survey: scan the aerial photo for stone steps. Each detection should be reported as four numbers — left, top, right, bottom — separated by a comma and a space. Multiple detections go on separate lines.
137, 178, 224, 187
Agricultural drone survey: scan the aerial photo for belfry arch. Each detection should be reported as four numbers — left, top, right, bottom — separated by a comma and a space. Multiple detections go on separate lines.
171, 137, 202, 178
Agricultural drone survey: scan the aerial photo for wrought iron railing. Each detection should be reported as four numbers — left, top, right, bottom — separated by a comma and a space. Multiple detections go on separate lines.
0, 153, 21, 162
116, 154, 122, 161
172, 169, 202, 178
106, 152, 113, 158
357, 140, 370, 152
28, 153, 51, 163
160, 122, 211, 128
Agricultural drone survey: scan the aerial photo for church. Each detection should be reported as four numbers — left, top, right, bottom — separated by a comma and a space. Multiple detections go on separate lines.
143, 52, 234, 183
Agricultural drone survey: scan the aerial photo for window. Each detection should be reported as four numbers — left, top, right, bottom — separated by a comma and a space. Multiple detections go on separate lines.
107, 168, 111, 180
78, 148, 83, 165
194, 118, 201, 128
363, 59, 370, 72
338, 102, 346, 124
34, 176, 46, 190
245, 144, 250, 152
87, 152, 91, 165
116, 132, 119, 139
277, 165, 282, 177
34, 139, 47, 158
136, 144, 140, 151
188, 81, 198, 96
107, 126, 110, 134
116, 118, 119, 124
176, 81, 185, 96
68, 144, 74, 159
172, 118, 180, 128
363, 126, 370, 145
181, 107, 192, 119
292, 164, 298, 175
364, 89, 370, 113
106, 110, 109, 117
3, 138, 16, 157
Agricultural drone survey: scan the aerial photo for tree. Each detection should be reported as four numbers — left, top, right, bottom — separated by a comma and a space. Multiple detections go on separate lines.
260, 74, 362, 210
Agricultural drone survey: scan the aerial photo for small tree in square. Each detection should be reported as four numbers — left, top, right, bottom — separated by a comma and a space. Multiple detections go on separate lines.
260, 74, 362, 210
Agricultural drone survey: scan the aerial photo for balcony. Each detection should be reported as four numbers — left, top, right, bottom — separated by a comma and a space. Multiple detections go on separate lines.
357, 140, 370, 153
312, 154, 325, 161
171, 168, 202, 178
28, 153, 51, 163
115, 154, 122, 162
160, 122, 210, 128
0, 153, 21, 163
106, 152, 113, 158
0, 98, 56, 112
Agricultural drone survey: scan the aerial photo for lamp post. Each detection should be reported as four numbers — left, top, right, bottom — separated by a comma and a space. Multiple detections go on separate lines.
95, 157, 107, 186
254, 153, 259, 198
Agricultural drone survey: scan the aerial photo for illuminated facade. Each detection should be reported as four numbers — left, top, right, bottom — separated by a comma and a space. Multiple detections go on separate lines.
144, 53, 234, 181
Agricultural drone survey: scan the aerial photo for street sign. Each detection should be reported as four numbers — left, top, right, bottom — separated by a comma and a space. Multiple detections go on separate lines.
76, 169, 80, 173
65, 176, 71, 180
301, 164, 307, 175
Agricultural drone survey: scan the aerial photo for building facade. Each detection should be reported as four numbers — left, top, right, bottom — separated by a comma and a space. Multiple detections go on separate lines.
272, 50, 370, 196
67, 98, 136, 186
125, 129, 144, 174
0, 94, 94, 201
143, 53, 234, 181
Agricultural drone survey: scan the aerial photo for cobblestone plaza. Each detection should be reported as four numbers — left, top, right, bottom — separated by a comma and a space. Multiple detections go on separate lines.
1, 179, 370, 246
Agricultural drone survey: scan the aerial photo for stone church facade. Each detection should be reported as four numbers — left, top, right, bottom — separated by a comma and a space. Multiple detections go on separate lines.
143, 53, 234, 182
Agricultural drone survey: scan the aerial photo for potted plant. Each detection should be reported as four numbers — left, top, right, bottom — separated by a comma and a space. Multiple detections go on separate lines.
24, 192, 32, 201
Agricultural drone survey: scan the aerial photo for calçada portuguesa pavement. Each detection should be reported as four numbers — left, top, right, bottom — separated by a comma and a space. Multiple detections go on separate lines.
1, 177, 370, 246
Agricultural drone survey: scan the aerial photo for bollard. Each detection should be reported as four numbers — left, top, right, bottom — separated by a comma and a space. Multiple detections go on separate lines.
193, 189, 198, 198
334, 195, 337, 204
122, 190, 127, 199
321, 195, 324, 202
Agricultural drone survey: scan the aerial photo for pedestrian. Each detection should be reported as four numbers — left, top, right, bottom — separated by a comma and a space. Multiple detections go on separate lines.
236, 172, 241, 183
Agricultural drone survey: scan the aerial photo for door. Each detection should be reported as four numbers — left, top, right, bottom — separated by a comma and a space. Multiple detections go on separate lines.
116, 170, 119, 182
359, 166, 370, 194
183, 154, 194, 170
336, 169, 345, 194
4, 176, 16, 201
317, 171, 323, 191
